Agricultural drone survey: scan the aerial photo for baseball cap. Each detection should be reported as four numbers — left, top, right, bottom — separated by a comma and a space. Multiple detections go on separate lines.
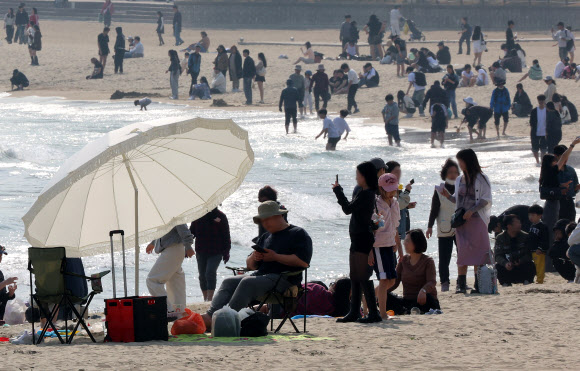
370, 158, 386, 171
378, 173, 399, 192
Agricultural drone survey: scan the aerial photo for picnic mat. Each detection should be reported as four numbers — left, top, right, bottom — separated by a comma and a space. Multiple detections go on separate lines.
169, 334, 335, 343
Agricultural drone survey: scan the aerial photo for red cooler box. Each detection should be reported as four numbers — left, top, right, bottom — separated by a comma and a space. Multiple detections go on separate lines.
104, 296, 168, 342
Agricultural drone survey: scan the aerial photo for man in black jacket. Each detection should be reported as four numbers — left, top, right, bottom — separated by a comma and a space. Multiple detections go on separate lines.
242, 49, 256, 105
172, 5, 183, 46
10, 69, 29, 90
494, 215, 536, 286
14, 5, 28, 45
422, 81, 448, 112
114, 27, 126, 74
529, 94, 548, 165
279, 79, 301, 134
436, 42, 451, 65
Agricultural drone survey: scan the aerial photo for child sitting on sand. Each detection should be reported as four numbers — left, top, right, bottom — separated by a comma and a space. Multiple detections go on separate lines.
369, 173, 403, 319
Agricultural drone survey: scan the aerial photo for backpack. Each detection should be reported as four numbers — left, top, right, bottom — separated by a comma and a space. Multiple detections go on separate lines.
566, 30, 575, 51
413, 72, 427, 87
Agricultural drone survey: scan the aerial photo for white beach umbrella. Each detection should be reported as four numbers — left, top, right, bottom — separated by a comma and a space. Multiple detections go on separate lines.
22, 117, 254, 295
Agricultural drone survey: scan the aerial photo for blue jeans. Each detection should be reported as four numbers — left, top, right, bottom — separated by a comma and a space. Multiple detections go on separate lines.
14, 25, 25, 44
243, 77, 253, 104
196, 253, 223, 291
446, 89, 458, 118
174, 29, 183, 45
398, 209, 407, 239
568, 244, 580, 267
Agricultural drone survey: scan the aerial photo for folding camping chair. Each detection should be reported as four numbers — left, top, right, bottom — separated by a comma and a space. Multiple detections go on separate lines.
28, 247, 110, 344
256, 268, 308, 334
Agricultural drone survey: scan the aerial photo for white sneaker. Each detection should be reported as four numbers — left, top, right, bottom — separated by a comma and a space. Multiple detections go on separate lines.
10, 331, 34, 345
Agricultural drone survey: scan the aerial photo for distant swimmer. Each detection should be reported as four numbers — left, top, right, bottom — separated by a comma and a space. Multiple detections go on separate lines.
134, 98, 152, 111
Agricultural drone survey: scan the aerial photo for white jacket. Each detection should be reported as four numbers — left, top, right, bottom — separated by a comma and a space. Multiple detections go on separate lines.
211, 72, 227, 93
454, 172, 492, 226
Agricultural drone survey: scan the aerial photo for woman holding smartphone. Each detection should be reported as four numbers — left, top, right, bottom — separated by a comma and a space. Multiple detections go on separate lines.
332, 161, 382, 323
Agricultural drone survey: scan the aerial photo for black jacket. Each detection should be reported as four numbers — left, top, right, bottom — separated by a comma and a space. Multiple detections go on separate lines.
173, 11, 182, 32
229, 52, 243, 80
436, 46, 451, 65
15, 10, 28, 25
242, 56, 256, 78
333, 186, 375, 238
422, 84, 448, 110
114, 28, 125, 52
279, 86, 300, 110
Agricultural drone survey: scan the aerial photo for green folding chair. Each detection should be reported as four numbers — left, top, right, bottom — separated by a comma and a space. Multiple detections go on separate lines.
28, 247, 110, 344
255, 268, 308, 334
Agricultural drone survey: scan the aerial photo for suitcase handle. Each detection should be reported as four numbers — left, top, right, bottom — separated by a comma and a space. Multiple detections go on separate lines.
109, 230, 125, 236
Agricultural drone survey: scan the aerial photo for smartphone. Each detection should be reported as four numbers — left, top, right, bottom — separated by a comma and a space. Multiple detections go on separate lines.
252, 245, 267, 254
336, 174, 339, 183
410, 179, 415, 185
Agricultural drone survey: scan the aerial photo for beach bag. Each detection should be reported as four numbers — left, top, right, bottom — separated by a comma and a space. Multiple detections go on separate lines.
450, 208, 466, 229
540, 186, 562, 200
211, 305, 241, 337
477, 251, 498, 294
170, 308, 206, 335
566, 30, 575, 51
240, 312, 269, 337
414, 72, 427, 87
4, 299, 26, 325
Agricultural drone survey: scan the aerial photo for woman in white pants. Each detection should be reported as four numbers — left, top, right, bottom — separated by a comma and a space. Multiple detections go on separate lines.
146, 224, 194, 315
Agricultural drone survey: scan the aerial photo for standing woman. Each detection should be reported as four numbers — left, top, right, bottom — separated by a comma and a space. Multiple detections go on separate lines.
471, 26, 485, 67
4, 8, 14, 44
29, 7, 38, 26
97, 27, 110, 71
255, 52, 267, 104
333, 161, 382, 323
440, 149, 492, 294
167, 49, 181, 100
101, 0, 114, 28
364, 14, 385, 61
540, 139, 580, 245
113, 26, 125, 74
156, 11, 164, 46
26, 20, 35, 65
228, 45, 242, 92
30, 24, 41, 66
426, 159, 460, 292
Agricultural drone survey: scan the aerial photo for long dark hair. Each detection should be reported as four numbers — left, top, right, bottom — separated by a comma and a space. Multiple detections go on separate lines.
472, 26, 482, 41
456, 148, 483, 187
258, 52, 267, 67
8, 8, 14, 17
331, 277, 351, 317
305, 41, 312, 49
397, 90, 405, 104
169, 49, 179, 65
539, 154, 556, 185
357, 161, 378, 191
200, 76, 209, 86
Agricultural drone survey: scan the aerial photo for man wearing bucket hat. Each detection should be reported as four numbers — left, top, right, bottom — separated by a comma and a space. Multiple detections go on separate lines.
311, 64, 330, 111
460, 96, 492, 141
0, 246, 18, 322
490, 79, 511, 137
201, 201, 312, 329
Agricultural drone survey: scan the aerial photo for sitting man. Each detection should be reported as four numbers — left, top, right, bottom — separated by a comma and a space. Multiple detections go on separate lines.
201, 201, 312, 329
209, 67, 226, 94
124, 36, 144, 58
358, 62, 379, 88
86, 58, 104, 80
436, 41, 451, 65
329, 69, 348, 94
494, 214, 536, 286
10, 69, 29, 90
490, 62, 507, 85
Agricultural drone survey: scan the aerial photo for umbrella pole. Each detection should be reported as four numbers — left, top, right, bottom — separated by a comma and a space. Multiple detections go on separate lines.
123, 156, 139, 296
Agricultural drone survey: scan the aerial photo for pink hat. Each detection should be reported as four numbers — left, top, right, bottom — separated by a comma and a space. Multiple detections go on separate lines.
378, 173, 399, 192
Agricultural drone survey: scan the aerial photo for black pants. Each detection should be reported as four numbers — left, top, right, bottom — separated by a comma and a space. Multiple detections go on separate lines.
559, 197, 576, 221
314, 90, 328, 111
438, 236, 456, 284
494, 111, 509, 126
495, 262, 536, 285
459, 34, 470, 54
114, 52, 124, 73
5, 25, 14, 43
189, 72, 199, 95
552, 256, 576, 281
386, 293, 440, 315
284, 107, 297, 128
347, 84, 359, 111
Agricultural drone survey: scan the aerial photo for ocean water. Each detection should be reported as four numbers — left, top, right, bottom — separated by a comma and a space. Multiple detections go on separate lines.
0, 94, 541, 309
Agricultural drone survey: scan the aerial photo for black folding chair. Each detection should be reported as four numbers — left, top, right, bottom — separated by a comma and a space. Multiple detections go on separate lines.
255, 269, 308, 334
28, 247, 110, 344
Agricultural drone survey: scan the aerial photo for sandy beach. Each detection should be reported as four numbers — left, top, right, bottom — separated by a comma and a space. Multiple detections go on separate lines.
2, 21, 580, 144
3, 20, 580, 369
1, 273, 579, 369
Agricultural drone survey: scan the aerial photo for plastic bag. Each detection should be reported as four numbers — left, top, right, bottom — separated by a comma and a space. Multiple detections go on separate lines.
211, 305, 240, 337
4, 299, 26, 325
171, 308, 206, 335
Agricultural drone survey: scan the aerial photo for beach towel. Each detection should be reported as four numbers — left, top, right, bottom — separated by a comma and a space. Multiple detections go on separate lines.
169, 334, 335, 343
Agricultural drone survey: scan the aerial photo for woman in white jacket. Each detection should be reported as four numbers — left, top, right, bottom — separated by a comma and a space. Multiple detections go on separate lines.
440, 149, 492, 294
